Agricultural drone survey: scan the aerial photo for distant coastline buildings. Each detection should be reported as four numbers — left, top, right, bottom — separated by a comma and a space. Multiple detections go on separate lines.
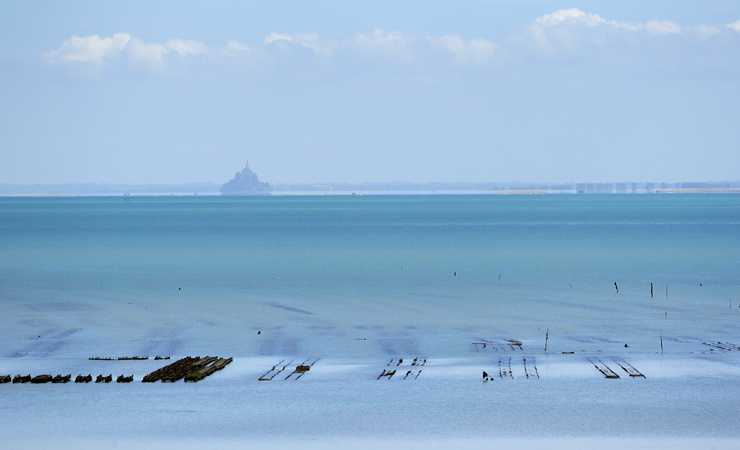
1, 179, 739, 196
271, 181, 740, 195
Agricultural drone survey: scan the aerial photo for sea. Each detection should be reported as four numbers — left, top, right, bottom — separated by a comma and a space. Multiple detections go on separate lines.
1, 194, 739, 449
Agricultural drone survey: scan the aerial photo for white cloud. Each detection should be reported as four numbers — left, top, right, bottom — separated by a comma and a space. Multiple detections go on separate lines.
693, 24, 723, 38
347, 29, 496, 62
431, 35, 497, 62
166, 39, 209, 56
261, 29, 495, 62
354, 29, 410, 49
292, 33, 334, 56
264, 32, 292, 44
524, 8, 705, 53
348, 29, 414, 62
644, 20, 683, 36
126, 38, 168, 69
44, 32, 131, 63
264, 32, 335, 56
295, 33, 335, 56
226, 40, 249, 52
45, 33, 236, 71
531, 8, 685, 36
223, 40, 250, 58
534, 8, 607, 29
44, 11, 739, 75
528, 9, 613, 50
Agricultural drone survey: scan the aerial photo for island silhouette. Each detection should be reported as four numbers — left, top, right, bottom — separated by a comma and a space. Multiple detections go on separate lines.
220, 161, 272, 195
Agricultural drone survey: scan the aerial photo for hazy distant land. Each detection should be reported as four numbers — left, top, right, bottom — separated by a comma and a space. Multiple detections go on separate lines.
3, 161, 739, 196
2, 181, 739, 196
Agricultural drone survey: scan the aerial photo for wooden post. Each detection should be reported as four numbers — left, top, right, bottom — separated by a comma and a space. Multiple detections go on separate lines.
651, 282, 653, 298
544, 329, 549, 352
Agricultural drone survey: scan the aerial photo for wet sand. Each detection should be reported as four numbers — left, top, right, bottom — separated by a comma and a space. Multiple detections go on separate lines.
2, 350, 740, 450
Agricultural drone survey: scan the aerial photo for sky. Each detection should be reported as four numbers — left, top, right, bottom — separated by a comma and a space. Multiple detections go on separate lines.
1, 1, 739, 185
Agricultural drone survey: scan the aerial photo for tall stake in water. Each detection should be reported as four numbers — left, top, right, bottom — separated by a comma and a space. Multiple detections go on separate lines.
544, 329, 549, 352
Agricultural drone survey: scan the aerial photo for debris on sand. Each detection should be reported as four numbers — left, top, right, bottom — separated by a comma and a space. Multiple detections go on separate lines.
588, 358, 620, 379
285, 359, 319, 380
185, 358, 233, 382
52, 374, 71, 383
31, 374, 53, 384
75, 374, 92, 383
95, 374, 112, 383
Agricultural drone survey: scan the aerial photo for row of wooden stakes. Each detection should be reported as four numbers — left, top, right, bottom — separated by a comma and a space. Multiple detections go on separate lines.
1, 356, 233, 385
142, 356, 233, 383
0, 374, 134, 384
88, 356, 170, 361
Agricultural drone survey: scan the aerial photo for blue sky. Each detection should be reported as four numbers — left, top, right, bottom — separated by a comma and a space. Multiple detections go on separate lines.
1, 1, 739, 184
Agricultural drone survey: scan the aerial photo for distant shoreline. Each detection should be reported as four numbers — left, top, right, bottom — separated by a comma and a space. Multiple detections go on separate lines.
3, 188, 740, 197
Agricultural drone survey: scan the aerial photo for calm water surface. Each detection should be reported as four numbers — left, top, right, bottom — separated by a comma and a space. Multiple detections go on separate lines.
2, 194, 740, 447
1, 194, 738, 357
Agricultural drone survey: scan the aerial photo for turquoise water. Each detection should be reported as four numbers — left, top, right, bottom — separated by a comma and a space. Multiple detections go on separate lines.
2, 194, 740, 447
1, 194, 739, 358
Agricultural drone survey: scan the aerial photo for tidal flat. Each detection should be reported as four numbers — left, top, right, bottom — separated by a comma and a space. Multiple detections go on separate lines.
1, 195, 739, 448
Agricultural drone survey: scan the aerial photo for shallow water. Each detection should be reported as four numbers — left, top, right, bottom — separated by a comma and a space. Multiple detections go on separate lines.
1, 194, 739, 446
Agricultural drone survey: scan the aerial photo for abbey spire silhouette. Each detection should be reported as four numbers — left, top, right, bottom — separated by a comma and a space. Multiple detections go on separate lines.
220, 160, 272, 195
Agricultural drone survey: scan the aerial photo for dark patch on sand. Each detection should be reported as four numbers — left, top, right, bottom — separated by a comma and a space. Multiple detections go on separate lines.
8, 341, 64, 358
258, 334, 300, 355
51, 329, 81, 339
267, 302, 314, 315
135, 328, 184, 356
25, 302, 94, 312
143, 409, 198, 414
379, 339, 397, 355
28, 328, 68, 340
401, 338, 421, 355
258, 338, 276, 355
378, 337, 421, 355
8, 328, 82, 357
9, 340, 64, 358
18, 319, 53, 328
281, 338, 299, 355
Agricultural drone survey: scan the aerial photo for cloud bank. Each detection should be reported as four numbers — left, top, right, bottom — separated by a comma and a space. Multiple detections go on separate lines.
41, 8, 740, 76
45, 28, 497, 71
44, 32, 240, 69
